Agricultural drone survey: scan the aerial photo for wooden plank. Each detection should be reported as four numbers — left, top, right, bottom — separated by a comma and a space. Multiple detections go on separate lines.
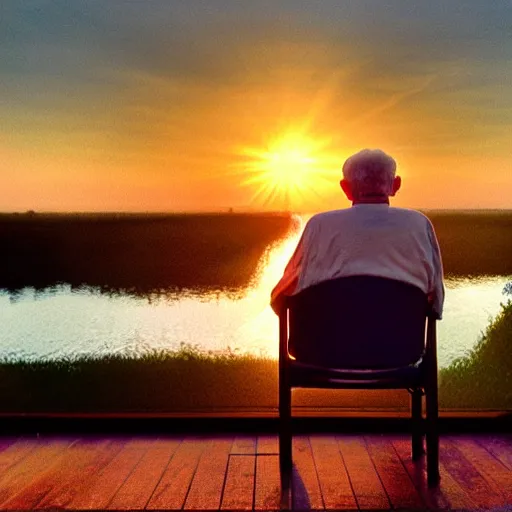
256, 435, 278, 454
3, 439, 122, 509
107, 438, 181, 510
439, 438, 507, 509
220, 436, 257, 511
0, 439, 74, 508
220, 455, 255, 510
337, 435, 389, 510
477, 434, 512, 471
64, 438, 148, 509
390, 435, 474, 510
365, 435, 424, 510
291, 436, 324, 510
184, 437, 233, 510
309, 435, 357, 510
255, 435, 285, 510
254, 455, 281, 510
0, 439, 19, 456
0, 439, 39, 479
146, 437, 208, 510
231, 436, 257, 455
448, 436, 512, 503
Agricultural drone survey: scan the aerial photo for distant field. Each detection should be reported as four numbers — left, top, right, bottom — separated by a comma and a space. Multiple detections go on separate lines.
426, 210, 512, 278
0, 210, 510, 295
0, 213, 293, 294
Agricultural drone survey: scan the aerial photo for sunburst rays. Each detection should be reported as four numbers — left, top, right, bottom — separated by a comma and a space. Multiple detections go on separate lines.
232, 131, 340, 211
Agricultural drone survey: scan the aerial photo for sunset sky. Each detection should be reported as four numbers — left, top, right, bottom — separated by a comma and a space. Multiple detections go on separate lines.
2, 1, 511, 212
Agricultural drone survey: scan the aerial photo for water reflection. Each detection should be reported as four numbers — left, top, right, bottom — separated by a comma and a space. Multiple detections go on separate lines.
0, 215, 304, 361
0, 213, 510, 368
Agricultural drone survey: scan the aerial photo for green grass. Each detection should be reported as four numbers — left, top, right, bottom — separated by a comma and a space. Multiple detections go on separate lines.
0, 345, 279, 413
439, 298, 512, 410
1, 297, 511, 413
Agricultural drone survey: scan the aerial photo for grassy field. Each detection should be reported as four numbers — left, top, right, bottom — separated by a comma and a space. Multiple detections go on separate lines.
0, 300, 510, 413
426, 210, 512, 277
0, 346, 278, 413
0, 347, 410, 413
0, 212, 292, 294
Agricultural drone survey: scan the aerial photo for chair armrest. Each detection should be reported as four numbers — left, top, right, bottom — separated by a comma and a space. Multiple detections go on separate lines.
425, 313, 438, 370
427, 300, 441, 320
278, 306, 289, 364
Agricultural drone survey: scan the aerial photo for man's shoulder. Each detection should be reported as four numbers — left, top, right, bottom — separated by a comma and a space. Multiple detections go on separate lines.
308, 209, 350, 223
304, 209, 349, 231
307, 207, 432, 230
388, 207, 433, 228
388, 206, 429, 220
310, 207, 430, 221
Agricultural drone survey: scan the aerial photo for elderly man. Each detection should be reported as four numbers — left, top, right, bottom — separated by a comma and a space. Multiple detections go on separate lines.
271, 149, 444, 320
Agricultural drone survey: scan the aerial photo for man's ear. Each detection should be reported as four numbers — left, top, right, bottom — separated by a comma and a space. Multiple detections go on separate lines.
390, 175, 401, 196
340, 179, 353, 201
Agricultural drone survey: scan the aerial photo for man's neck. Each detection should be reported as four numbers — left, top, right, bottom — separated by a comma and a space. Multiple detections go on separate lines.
352, 195, 390, 205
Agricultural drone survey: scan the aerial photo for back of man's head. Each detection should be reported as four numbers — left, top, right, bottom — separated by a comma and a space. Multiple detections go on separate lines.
342, 149, 397, 198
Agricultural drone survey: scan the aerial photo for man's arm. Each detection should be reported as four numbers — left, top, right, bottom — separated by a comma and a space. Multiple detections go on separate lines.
270, 221, 311, 314
426, 219, 445, 319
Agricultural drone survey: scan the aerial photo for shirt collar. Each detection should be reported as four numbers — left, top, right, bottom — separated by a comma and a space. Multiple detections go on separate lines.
351, 203, 390, 208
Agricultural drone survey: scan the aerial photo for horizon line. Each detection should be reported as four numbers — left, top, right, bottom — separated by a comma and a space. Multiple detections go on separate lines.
1, 207, 512, 215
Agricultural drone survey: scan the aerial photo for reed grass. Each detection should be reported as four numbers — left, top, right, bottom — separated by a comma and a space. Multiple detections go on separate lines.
439, 298, 512, 409
0, 345, 278, 412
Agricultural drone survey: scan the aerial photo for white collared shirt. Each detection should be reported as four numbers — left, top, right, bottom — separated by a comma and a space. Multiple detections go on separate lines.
271, 204, 445, 319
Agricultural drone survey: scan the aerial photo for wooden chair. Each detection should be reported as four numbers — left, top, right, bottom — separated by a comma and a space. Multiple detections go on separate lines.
278, 275, 440, 489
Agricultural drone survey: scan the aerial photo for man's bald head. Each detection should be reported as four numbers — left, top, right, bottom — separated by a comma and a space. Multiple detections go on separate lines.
341, 149, 400, 202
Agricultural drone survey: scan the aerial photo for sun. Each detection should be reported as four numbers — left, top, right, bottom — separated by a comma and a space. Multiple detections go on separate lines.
237, 132, 338, 211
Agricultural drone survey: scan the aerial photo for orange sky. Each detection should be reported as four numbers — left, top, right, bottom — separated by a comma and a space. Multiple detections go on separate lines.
2, 2, 511, 211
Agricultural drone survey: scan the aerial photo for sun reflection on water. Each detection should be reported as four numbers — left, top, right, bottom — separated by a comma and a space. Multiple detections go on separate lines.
232, 214, 305, 357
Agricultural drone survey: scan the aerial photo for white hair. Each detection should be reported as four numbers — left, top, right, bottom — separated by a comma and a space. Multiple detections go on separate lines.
342, 149, 397, 197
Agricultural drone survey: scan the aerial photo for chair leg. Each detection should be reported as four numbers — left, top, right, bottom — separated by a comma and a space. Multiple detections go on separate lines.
279, 382, 292, 483
411, 389, 424, 460
426, 384, 440, 487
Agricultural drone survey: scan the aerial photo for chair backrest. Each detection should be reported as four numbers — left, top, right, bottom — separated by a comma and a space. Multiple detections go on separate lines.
287, 275, 429, 369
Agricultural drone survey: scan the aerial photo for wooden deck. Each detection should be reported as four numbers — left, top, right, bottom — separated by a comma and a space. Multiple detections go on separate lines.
0, 434, 510, 510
